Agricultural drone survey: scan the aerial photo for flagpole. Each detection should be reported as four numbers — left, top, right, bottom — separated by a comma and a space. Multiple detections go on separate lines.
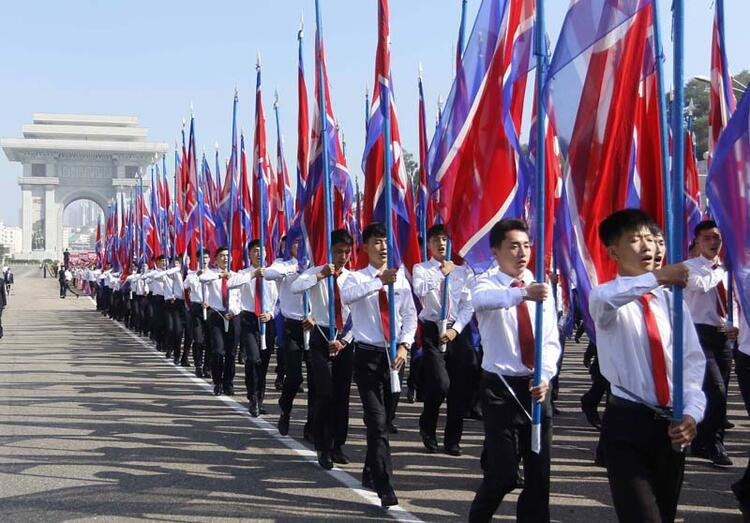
531, 0, 547, 455
652, 0, 673, 253
139, 171, 144, 270
199, 151, 208, 321
457, 0, 468, 63
273, 91, 290, 235
228, 91, 239, 273
256, 54, 268, 350
160, 156, 168, 262
314, 0, 336, 343
382, 41, 397, 365
418, 67, 428, 262
298, 14, 311, 353
671, 0, 686, 425
716, 0, 735, 330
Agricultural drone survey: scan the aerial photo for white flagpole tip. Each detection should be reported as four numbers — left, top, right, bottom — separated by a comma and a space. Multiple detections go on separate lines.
189, 101, 194, 115
181, 118, 186, 127
256, 50, 262, 68
214, 141, 219, 150
418, 61, 423, 79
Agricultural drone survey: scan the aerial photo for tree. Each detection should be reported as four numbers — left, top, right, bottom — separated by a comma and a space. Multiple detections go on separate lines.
402, 149, 419, 196
685, 70, 748, 160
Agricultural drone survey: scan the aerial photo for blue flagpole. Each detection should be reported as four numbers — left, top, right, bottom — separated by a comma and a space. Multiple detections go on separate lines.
315, 0, 336, 343
273, 91, 291, 236
256, 56, 267, 346
139, 172, 144, 270
383, 82, 397, 362
652, 0, 673, 258
227, 92, 238, 273
418, 70, 428, 263
531, 0, 547, 455
457, 0, 468, 60
672, 0, 686, 423
198, 152, 206, 270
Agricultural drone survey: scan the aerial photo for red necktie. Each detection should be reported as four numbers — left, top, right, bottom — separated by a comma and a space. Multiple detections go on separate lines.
221, 277, 228, 310
333, 272, 344, 331
639, 293, 671, 407
184, 287, 191, 306
255, 275, 263, 315
510, 280, 535, 370
378, 287, 391, 345
717, 281, 729, 319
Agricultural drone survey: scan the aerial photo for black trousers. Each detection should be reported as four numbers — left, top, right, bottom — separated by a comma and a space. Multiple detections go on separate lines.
693, 324, 731, 451
354, 344, 396, 496
0, 306, 4, 338
310, 328, 353, 452
139, 295, 151, 336
208, 310, 239, 389
167, 299, 185, 357
60, 280, 67, 297
278, 319, 313, 418
419, 321, 474, 447
150, 295, 167, 347
188, 303, 207, 367
469, 371, 552, 523
601, 399, 685, 523
733, 350, 750, 512
240, 311, 275, 401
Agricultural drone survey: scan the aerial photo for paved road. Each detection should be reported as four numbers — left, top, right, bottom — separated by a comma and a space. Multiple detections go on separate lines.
0, 266, 746, 521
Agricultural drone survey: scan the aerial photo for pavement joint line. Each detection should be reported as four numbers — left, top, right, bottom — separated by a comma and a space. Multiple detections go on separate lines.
86, 296, 424, 523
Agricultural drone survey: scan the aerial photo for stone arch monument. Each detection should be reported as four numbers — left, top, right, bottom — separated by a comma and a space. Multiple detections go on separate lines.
1, 113, 167, 260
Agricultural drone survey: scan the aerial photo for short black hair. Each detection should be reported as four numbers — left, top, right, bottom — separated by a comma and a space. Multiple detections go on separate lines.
694, 219, 719, 238
649, 223, 664, 237
427, 223, 447, 241
214, 246, 228, 256
598, 209, 655, 247
489, 219, 529, 249
362, 222, 387, 243
248, 239, 261, 250
331, 228, 354, 247
156, 254, 166, 261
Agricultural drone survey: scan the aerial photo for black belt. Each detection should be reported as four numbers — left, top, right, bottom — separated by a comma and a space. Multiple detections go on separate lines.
423, 319, 455, 329
356, 341, 387, 352
608, 395, 673, 421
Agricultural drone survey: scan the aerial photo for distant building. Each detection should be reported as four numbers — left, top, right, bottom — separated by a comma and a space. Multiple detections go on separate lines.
0, 222, 23, 254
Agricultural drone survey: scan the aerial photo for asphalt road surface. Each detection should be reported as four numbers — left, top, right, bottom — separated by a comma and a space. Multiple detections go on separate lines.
0, 266, 746, 521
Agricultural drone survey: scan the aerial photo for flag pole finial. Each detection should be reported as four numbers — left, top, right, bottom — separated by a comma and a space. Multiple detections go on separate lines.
189, 101, 194, 116
299, 11, 304, 38
418, 61, 423, 80
274, 89, 279, 108
256, 50, 262, 69
214, 141, 219, 151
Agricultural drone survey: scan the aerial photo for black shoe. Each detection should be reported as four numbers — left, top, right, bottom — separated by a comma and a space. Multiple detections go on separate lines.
466, 406, 483, 421
406, 386, 415, 404
724, 419, 735, 430
194, 366, 202, 378
259, 404, 268, 415
298, 384, 305, 393
553, 405, 562, 415
420, 430, 438, 454
203, 368, 212, 379
180, 356, 189, 367
248, 396, 259, 417
274, 376, 284, 391
165, 350, 173, 359
223, 385, 234, 396
278, 412, 290, 436
388, 423, 398, 434
444, 444, 461, 456
303, 425, 314, 443
380, 488, 399, 508
213, 384, 222, 396
712, 444, 734, 468
317, 451, 334, 470
331, 447, 350, 465
361, 469, 375, 490
580, 397, 602, 430
238, 354, 245, 365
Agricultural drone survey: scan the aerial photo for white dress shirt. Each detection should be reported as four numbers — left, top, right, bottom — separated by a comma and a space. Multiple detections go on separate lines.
291, 265, 353, 342
198, 268, 242, 315
144, 269, 166, 296
738, 307, 750, 357
183, 271, 205, 304
340, 264, 417, 348
226, 268, 279, 316
412, 258, 473, 333
135, 274, 149, 296
165, 267, 185, 300
471, 268, 561, 384
265, 257, 305, 320
684, 255, 728, 327
589, 272, 707, 422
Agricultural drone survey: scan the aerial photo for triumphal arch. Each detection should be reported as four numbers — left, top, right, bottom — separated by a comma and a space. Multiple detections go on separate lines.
1, 113, 167, 260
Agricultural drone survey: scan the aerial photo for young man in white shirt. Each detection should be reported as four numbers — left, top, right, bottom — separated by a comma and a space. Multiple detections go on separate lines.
341, 222, 417, 508
683, 219, 736, 466
412, 224, 474, 456
229, 240, 278, 416
185, 252, 211, 378
590, 209, 706, 522
265, 238, 312, 435
199, 246, 242, 396
291, 229, 355, 470
468, 219, 561, 523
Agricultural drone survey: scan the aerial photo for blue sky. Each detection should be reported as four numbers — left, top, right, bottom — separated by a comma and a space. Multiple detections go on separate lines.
1, 0, 748, 226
